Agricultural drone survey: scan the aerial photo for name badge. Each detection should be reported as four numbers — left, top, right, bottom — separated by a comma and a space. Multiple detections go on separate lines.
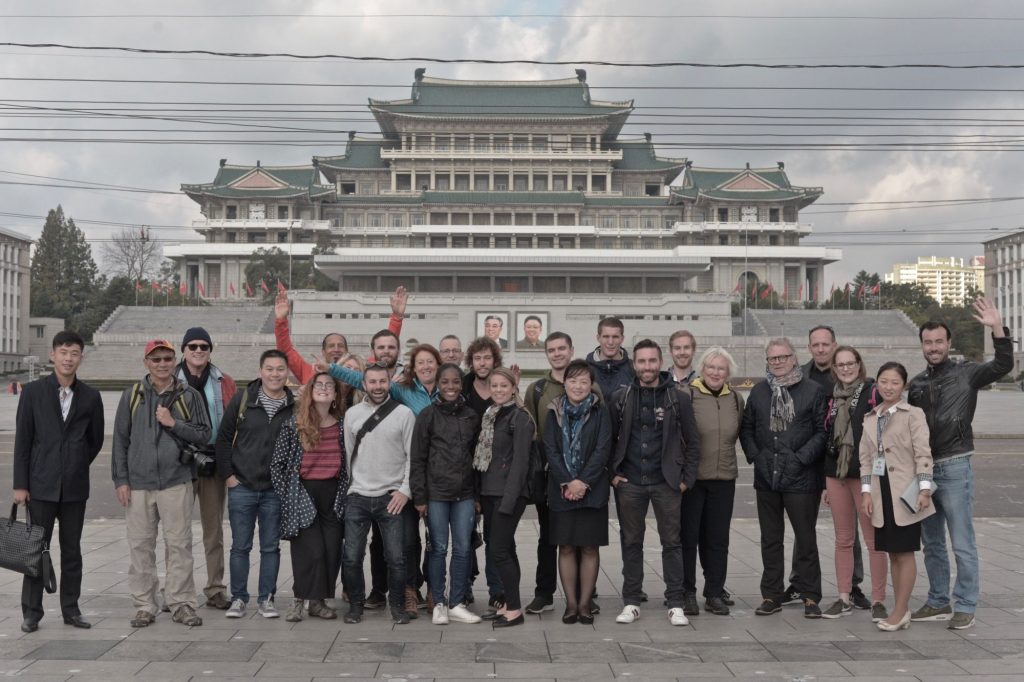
873, 457, 887, 477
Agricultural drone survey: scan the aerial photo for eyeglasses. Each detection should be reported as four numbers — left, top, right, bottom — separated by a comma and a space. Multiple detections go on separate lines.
766, 354, 793, 364
834, 361, 859, 370
185, 343, 210, 351
312, 381, 336, 391
147, 355, 175, 364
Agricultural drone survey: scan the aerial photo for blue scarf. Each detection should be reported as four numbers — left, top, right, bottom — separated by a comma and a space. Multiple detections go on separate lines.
560, 394, 594, 478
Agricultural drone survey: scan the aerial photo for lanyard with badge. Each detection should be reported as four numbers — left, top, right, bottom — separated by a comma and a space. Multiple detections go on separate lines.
873, 406, 898, 476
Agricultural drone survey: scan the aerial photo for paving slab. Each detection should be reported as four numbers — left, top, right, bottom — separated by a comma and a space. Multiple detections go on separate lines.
26, 639, 121, 660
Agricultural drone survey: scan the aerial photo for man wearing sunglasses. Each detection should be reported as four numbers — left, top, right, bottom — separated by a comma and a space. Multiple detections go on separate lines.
112, 340, 211, 628
173, 327, 238, 611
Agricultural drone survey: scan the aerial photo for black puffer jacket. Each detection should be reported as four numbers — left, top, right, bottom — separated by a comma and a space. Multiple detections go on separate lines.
409, 397, 481, 506
908, 332, 1013, 461
823, 379, 877, 480
740, 378, 827, 493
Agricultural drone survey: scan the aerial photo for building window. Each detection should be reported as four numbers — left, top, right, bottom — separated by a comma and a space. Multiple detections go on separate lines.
533, 176, 548, 191
534, 276, 566, 293
552, 175, 567, 191
622, 216, 635, 230
494, 137, 508, 152
495, 236, 512, 248
411, 213, 425, 226
497, 276, 528, 292
559, 236, 576, 249
435, 136, 449, 151
369, 214, 383, 227
534, 136, 549, 151
430, 236, 447, 248
645, 183, 661, 197
454, 174, 470, 191
226, 205, 238, 219
473, 236, 490, 248
719, 235, 730, 245
537, 236, 554, 248
454, 136, 470, 151
513, 136, 528, 151
641, 215, 656, 229
347, 214, 362, 228
624, 184, 641, 197
513, 175, 529, 191
277, 232, 289, 243
717, 207, 729, 222
435, 176, 450, 190
769, 208, 780, 222
769, 235, 779, 245
591, 176, 607, 192
457, 276, 490, 292
515, 236, 533, 248
340, 183, 355, 195
600, 215, 616, 229
277, 206, 289, 219
452, 236, 468, 248
390, 214, 405, 228
474, 174, 490, 191
570, 276, 604, 293
359, 182, 375, 195
226, 232, 237, 243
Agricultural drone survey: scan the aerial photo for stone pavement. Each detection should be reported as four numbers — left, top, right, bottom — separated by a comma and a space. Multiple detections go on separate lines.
2, 514, 1024, 681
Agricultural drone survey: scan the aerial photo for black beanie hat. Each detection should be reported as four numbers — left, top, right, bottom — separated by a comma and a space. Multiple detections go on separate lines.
181, 327, 213, 350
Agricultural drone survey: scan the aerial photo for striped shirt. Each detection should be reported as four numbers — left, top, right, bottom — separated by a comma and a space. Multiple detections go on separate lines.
300, 423, 342, 480
258, 389, 287, 420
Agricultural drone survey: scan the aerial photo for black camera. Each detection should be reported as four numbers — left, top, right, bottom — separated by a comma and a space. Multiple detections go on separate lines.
179, 444, 217, 477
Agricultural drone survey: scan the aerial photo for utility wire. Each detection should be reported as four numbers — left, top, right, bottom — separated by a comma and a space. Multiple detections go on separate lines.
5, 43, 1024, 69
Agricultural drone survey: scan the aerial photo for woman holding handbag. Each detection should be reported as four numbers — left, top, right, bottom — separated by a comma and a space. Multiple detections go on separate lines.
541, 360, 611, 625
860, 362, 934, 632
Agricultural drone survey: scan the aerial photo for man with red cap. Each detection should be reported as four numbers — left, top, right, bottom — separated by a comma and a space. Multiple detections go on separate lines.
112, 340, 211, 628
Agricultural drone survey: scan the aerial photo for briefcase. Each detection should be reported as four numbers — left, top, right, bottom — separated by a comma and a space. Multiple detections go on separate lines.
0, 504, 55, 593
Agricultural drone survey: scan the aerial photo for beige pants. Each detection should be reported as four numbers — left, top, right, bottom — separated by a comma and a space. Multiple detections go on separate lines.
194, 476, 227, 597
126, 482, 196, 614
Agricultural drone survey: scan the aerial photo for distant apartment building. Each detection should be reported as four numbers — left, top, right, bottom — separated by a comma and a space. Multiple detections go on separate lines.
983, 233, 1024, 372
885, 255, 984, 306
0, 227, 31, 372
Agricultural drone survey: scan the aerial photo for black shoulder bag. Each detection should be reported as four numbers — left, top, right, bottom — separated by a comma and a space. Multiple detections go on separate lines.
0, 504, 55, 593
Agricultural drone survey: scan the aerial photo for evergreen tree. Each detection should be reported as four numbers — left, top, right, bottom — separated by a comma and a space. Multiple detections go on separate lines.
30, 206, 99, 325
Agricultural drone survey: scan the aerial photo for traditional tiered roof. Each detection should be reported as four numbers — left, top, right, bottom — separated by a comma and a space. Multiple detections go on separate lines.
315, 139, 388, 180
369, 69, 634, 138
181, 162, 336, 203
609, 138, 688, 181
671, 165, 823, 208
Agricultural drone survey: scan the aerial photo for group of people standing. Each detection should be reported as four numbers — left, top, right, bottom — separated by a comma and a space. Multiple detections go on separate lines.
10, 288, 1009, 636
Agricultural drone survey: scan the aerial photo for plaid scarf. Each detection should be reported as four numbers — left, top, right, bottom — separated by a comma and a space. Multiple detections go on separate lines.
560, 394, 594, 479
473, 399, 516, 472
766, 365, 803, 432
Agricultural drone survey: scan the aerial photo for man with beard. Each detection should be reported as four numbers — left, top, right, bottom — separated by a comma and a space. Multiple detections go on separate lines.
668, 330, 698, 387
587, 317, 634, 397
908, 298, 1012, 631
173, 327, 237, 612
609, 339, 700, 627
342, 364, 416, 625
274, 287, 408, 383
462, 337, 503, 417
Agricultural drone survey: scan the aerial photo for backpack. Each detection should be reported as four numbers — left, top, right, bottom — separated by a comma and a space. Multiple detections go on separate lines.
129, 382, 191, 422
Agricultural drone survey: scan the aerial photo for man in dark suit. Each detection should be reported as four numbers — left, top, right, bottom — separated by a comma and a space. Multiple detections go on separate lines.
13, 331, 105, 633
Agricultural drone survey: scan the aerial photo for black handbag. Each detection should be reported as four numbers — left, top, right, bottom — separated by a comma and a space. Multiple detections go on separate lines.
0, 504, 56, 593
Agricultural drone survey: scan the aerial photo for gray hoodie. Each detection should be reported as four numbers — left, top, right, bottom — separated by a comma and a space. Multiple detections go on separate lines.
112, 376, 211, 491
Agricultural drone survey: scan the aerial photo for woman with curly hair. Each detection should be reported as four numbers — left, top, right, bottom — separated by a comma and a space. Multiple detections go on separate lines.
271, 372, 348, 622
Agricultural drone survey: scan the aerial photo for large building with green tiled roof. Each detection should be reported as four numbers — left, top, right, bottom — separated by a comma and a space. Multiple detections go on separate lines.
167, 70, 839, 367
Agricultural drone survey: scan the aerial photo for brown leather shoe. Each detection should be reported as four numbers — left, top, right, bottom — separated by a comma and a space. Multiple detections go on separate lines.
404, 587, 419, 619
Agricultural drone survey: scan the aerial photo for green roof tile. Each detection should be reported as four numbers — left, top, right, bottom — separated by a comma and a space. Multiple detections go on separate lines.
182, 164, 335, 202
316, 140, 388, 171
610, 140, 687, 173
674, 166, 822, 206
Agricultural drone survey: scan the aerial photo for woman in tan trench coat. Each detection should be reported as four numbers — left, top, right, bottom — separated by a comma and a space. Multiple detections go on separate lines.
860, 362, 935, 632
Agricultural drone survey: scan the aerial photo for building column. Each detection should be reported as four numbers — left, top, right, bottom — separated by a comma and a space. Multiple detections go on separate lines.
391, 168, 397, 193
798, 262, 807, 301
586, 170, 593, 193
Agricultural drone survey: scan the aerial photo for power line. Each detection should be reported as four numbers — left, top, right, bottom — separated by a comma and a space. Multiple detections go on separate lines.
1, 13, 1023, 21
4, 42, 1024, 69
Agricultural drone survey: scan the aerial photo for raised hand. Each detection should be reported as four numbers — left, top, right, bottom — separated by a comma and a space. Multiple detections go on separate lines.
309, 353, 330, 373
971, 297, 1004, 335
390, 285, 409, 317
274, 290, 290, 320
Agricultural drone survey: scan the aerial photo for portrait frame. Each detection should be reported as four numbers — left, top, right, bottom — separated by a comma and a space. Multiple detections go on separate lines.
515, 312, 548, 351
476, 311, 510, 351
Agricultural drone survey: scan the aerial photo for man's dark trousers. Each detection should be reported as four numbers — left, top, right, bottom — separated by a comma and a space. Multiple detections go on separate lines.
21, 498, 87, 623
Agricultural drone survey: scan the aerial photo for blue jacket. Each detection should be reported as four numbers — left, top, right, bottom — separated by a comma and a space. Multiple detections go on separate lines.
327, 363, 437, 415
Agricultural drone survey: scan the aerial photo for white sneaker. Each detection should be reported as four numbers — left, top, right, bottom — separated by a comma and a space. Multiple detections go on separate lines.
225, 598, 246, 618
616, 605, 640, 624
668, 607, 690, 626
432, 604, 449, 625
258, 598, 280, 618
448, 603, 482, 624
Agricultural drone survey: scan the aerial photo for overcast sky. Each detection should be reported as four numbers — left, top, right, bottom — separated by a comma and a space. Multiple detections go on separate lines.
1, 0, 1022, 288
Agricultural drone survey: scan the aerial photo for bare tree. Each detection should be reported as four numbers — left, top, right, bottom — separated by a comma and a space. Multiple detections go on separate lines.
99, 227, 162, 282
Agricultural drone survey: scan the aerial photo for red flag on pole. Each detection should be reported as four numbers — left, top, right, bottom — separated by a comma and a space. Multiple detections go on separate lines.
152, 281, 161, 291
798, 284, 804, 299
197, 281, 206, 297
844, 282, 851, 295
870, 283, 881, 295
135, 280, 142, 292
761, 283, 773, 300
829, 282, 836, 296
857, 284, 865, 298
229, 282, 236, 295
277, 280, 287, 293
179, 282, 187, 296
245, 281, 254, 297
731, 281, 741, 295
260, 280, 270, 295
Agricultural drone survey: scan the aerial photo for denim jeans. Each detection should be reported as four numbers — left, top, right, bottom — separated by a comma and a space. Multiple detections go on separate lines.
426, 498, 476, 607
227, 483, 281, 603
921, 456, 979, 614
342, 493, 407, 609
614, 481, 684, 608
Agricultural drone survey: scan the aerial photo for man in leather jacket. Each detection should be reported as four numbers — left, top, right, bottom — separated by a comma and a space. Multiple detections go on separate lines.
907, 297, 1013, 630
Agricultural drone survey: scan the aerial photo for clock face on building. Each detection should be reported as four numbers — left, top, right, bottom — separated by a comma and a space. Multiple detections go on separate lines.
741, 206, 758, 222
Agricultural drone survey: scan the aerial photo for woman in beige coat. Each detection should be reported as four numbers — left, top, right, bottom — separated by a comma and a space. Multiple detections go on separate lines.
860, 362, 934, 631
